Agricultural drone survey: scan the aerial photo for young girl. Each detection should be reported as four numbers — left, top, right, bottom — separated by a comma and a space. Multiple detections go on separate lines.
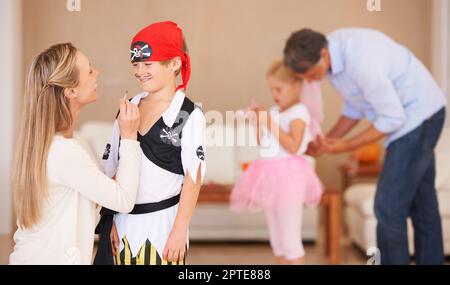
9, 43, 141, 265
230, 59, 324, 265
94, 21, 206, 265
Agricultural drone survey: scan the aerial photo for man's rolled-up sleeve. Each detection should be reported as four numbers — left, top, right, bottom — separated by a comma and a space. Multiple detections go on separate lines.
355, 68, 406, 134
342, 100, 364, 120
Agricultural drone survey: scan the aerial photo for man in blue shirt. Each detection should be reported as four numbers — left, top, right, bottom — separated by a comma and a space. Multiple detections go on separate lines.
284, 28, 447, 265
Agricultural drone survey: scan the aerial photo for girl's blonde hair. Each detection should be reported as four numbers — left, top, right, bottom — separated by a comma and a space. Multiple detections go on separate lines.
267, 59, 301, 83
12, 43, 79, 229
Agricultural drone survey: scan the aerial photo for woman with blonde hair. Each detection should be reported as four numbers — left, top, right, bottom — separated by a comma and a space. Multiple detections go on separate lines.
9, 43, 141, 265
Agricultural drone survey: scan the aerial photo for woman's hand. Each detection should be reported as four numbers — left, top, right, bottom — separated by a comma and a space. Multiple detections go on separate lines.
110, 222, 120, 256
163, 226, 187, 263
118, 99, 140, 140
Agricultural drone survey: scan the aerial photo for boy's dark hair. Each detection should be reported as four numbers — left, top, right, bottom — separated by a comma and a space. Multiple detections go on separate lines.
283, 28, 328, 74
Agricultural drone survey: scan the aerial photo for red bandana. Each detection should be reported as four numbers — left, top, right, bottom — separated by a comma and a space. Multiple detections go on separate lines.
130, 21, 191, 91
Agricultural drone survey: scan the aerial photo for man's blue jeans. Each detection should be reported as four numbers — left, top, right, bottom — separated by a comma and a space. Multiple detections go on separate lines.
375, 107, 446, 265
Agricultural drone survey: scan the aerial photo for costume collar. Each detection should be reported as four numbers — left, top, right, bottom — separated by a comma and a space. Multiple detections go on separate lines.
132, 90, 186, 128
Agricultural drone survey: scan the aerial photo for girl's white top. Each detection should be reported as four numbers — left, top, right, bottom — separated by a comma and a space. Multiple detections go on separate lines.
259, 103, 313, 159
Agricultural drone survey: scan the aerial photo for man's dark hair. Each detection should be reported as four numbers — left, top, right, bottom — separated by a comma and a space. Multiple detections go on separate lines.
283, 28, 328, 74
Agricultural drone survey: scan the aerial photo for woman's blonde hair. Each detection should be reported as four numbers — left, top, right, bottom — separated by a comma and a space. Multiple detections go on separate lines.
267, 59, 301, 83
12, 43, 79, 229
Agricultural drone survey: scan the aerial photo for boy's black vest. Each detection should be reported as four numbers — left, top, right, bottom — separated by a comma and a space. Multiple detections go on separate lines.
137, 96, 198, 175
93, 96, 199, 265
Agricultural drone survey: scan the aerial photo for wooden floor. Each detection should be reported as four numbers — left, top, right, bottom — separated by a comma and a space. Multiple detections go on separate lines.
3, 230, 447, 265
0, 229, 369, 265
187, 239, 367, 265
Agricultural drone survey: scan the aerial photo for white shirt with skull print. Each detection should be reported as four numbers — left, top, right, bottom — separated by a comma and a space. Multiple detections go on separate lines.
101, 90, 206, 259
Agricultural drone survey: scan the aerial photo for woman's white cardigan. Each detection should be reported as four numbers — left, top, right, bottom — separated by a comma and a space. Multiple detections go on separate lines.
9, 136, 141, 265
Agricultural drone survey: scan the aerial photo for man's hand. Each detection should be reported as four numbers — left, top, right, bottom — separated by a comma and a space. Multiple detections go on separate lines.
318, 136, 350, 154
305, 139, 324, 157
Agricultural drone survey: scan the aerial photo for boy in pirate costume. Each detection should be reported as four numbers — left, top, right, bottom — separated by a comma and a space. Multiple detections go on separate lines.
94, 21, 206, 265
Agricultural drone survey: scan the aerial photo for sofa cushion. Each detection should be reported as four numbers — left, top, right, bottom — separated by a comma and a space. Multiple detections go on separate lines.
438, 191, 450, 217
203, 145, 238, 184
344, 183, 376, 217
78, 122, 114, 158
204, 124, 239, 184
436, 128, 450, 190
345, 183, 450, 218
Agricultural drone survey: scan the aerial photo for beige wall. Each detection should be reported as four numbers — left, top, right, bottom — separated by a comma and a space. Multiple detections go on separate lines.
22, 0, 432, 188
1, 0, 22, 235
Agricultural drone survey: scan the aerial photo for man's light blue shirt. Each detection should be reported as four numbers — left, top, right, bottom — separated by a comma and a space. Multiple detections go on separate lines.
327, 28, 447, 146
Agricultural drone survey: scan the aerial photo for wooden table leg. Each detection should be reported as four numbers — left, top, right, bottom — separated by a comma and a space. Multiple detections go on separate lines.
324, 201, 330, 256
341, 171, 349, 192
328, 192, 341, 264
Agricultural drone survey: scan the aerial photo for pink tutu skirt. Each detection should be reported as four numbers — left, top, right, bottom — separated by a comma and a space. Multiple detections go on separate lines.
230, 156, 324, 212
